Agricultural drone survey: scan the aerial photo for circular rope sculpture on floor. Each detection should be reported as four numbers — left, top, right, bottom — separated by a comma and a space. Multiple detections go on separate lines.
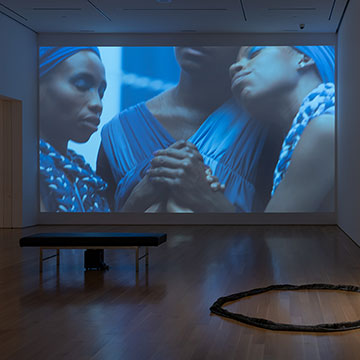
210, 284, 360, 332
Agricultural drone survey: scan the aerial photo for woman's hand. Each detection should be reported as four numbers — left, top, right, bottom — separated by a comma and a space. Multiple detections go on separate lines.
205, 166, 226, 192
148, 140, 234, 212
121, 174, 167, 212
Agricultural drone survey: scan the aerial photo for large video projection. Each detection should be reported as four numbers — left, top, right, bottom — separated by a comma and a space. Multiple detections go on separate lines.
39, 45, 335, 213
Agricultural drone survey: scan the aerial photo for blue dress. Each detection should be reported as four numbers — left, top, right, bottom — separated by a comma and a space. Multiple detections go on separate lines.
99, 99, 270, 212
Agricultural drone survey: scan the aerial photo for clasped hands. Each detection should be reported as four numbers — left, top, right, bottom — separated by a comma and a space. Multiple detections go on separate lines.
123, 140, 229, 212
147, 140, 225, 211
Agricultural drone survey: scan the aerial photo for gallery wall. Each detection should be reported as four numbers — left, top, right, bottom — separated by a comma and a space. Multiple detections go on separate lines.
0, 13, 38, 227
0, 13, 339, 227
337, 0, 360, 244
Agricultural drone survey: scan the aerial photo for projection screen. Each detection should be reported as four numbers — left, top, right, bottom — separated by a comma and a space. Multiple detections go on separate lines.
39, 46, 335, 213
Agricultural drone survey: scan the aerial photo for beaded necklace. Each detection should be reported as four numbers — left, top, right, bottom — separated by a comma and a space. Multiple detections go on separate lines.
39, 139, 110, 212
272, 82, 335, 196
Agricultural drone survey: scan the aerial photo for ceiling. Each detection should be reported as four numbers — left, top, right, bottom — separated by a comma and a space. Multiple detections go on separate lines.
0, 0, 350, 33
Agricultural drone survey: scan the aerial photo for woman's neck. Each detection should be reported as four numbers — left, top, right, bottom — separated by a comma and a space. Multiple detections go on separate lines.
255, 93, 302, 136
173, 70, 232, 115
41, 132, 68, 156
146, 69, 233, 140
248, 77, 322, 136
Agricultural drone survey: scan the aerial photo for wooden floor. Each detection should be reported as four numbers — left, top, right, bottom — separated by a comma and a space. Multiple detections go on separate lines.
1, 225, 360, 359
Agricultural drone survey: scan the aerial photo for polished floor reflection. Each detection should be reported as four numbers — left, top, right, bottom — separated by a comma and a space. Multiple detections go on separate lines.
1, 225, 360, 359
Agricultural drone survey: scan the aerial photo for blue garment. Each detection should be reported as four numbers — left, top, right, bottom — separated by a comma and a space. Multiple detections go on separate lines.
39, 47, 101, 78
40, 139, 110, 212
100, 99, 269, 212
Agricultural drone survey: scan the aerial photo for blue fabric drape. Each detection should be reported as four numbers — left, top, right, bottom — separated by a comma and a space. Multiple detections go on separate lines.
101, 99, 269, 212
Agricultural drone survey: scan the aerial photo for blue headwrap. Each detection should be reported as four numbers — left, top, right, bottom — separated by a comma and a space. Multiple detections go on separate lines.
39, 46, 101, 78
294, 46, 335, 84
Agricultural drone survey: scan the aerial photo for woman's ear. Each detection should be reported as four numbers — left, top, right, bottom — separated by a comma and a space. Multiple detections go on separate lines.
298, 54, 315, 70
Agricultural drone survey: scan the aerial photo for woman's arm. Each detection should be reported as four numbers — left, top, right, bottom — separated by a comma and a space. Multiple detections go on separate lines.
96, 143, 117, 211
265, 114, 335, 212
96, 142, 165, 212
121, 174, 165, 212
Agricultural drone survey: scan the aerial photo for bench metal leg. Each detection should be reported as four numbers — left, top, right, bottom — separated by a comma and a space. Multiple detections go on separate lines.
40, 248, 43, 273
135, 247, 139, 273
136, 247, 150, 272
38, 246, 151, 274
39, 248, 60, 273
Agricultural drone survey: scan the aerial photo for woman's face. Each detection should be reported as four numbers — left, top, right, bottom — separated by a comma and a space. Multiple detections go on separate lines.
229, 46, 301, 107
40, 51, 106, 144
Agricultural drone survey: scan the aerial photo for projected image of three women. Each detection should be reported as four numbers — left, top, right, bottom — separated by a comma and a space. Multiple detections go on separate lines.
39, 46, 335, 213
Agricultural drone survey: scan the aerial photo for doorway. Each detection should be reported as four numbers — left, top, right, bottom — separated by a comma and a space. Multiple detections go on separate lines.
0, 95, 22, 228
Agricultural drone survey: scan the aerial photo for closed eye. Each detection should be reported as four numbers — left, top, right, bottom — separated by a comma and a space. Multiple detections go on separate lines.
98, 81, 107, 99
71, 73, 106, 99
248, 46, 265, 59
71, 73, 94, 92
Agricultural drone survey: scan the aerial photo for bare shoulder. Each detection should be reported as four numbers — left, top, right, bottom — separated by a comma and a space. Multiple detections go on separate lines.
265, 114, 335, 212
292, 114, 334, 161
299, 114, 334, 144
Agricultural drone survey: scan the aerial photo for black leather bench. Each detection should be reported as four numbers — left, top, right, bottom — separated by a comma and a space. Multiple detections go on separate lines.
20, 232, 167, 272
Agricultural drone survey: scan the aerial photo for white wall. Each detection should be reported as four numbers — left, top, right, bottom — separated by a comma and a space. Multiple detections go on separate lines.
337, 0, 360, 243
0, 13, 38, 227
